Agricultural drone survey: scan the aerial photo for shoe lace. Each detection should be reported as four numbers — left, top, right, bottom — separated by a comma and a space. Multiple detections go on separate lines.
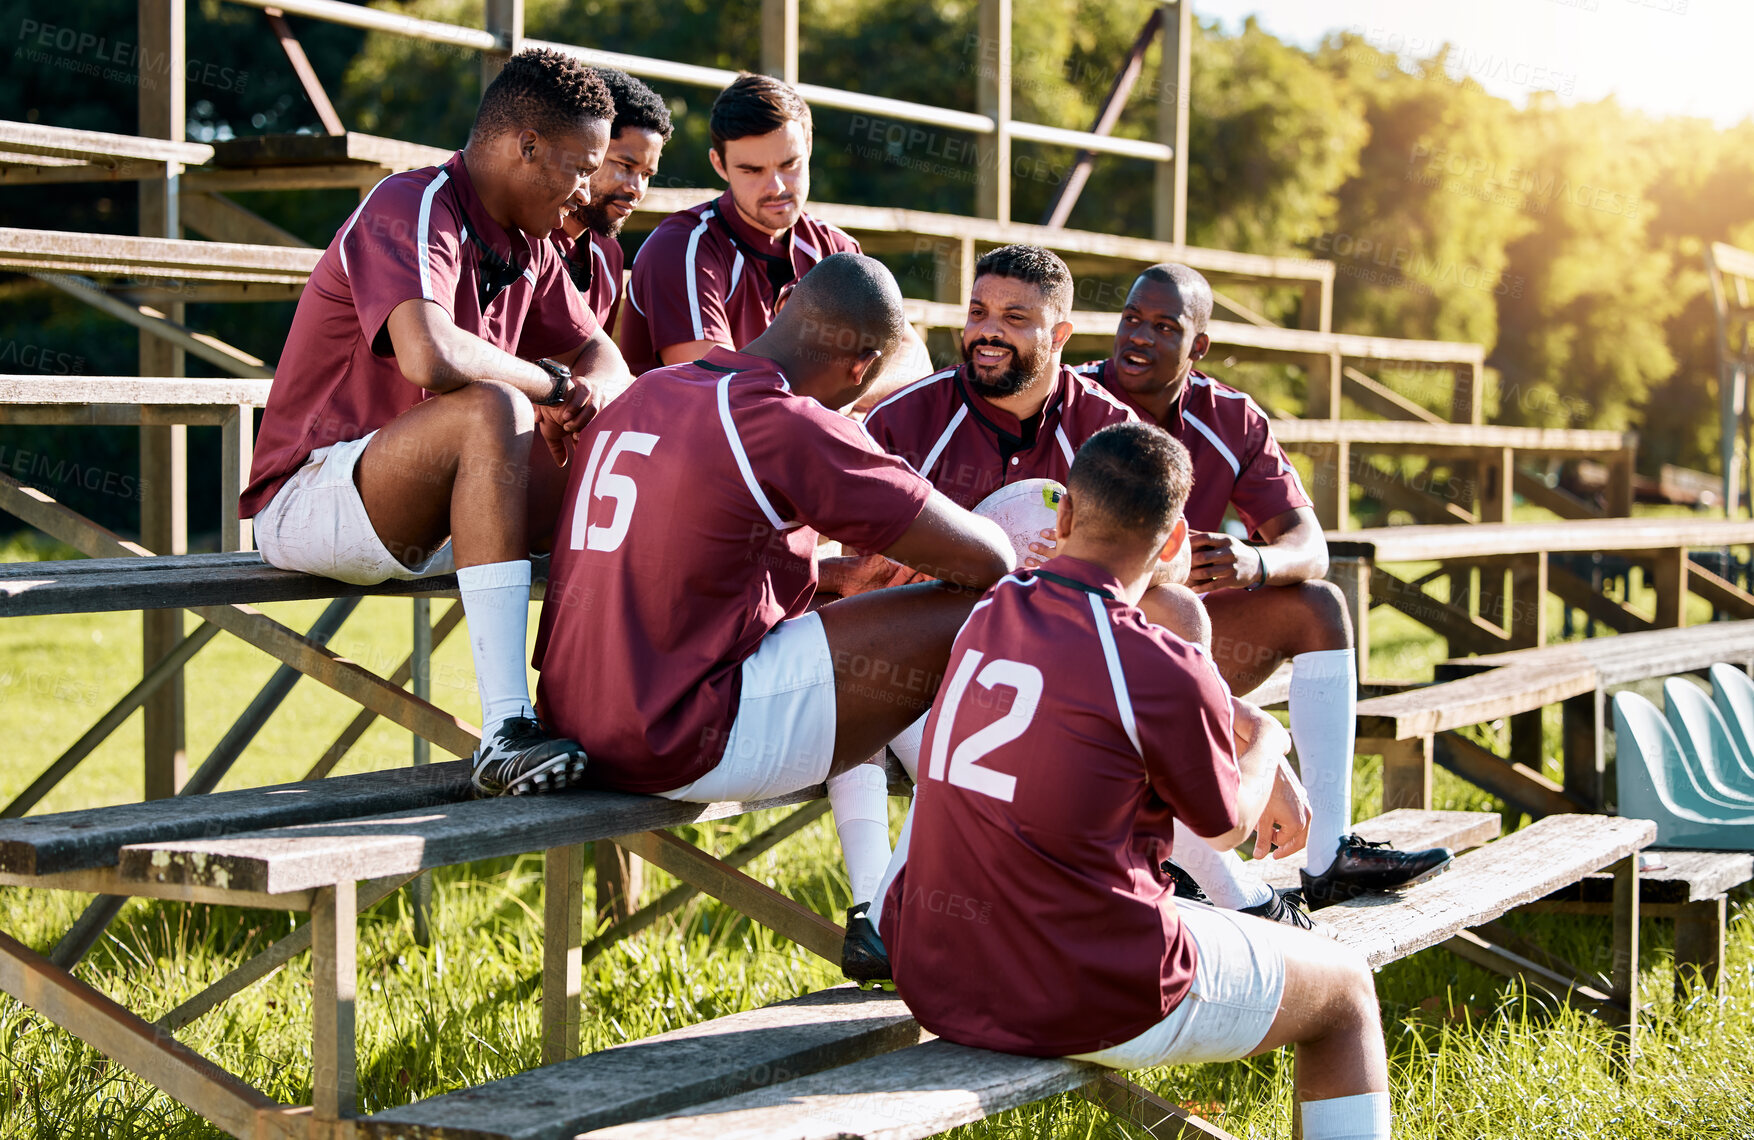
1343, 835, 1393, 852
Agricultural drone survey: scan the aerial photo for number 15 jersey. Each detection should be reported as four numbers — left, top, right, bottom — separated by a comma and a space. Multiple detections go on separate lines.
533, 346, 932, 794
880, 554, 1242, 1057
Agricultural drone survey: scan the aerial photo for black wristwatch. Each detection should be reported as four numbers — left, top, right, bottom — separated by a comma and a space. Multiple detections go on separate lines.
533, 358, 572, 406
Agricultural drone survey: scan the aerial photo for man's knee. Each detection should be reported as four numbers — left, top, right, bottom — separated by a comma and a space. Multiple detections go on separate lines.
447, 378, 535, 440
1288, 579, 1352, 651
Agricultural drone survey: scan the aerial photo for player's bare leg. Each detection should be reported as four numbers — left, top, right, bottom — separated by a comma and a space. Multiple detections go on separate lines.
355, 379, 588, 796
1202, 579, 1351, 696
816, 580, 984, 982
1245, 925, 1390, 1134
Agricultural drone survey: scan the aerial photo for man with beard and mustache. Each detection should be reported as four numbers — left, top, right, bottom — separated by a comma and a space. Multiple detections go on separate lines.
1074, 263, 1452, 911
550, 67, 671, 335
618, 73, 931, 398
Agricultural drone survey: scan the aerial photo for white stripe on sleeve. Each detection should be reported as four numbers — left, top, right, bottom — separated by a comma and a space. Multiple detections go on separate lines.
683, 208, 715, 341
717, 373, 798, 533
1088, 593, 1143, 757
415, 169, 451, 301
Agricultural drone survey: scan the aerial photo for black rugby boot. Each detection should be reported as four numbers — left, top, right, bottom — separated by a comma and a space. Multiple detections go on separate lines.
1300, 834, 1453, 909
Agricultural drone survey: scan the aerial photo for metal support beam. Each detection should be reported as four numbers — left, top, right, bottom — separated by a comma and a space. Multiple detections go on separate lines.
1154, 1, 1191, 246
761, 0, 799, 84
482, 0, 523, 88
1041, 9, 1161, 228
975, 0, 1011, 222
264, 6, 345, 135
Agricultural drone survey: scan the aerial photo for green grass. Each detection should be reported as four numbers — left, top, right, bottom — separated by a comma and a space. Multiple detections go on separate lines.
1, 536, 1752, 1138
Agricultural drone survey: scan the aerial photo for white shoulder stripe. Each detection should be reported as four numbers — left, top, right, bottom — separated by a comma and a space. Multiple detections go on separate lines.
918, 404, 969, 477
869, 367, 956, 417
717, 373, 798, 533
1183, 410, 1241, 477
1054, 424, 1075, 467
728, 250, 745, 298
590, 237, 612, 279
1088, 593, 1142, 757
338, 174, 398, 278
683, 208, 715, 341
794, 234, 821, 262
415, 169, 450, 301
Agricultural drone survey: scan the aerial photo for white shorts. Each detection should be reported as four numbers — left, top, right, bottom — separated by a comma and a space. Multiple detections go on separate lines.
1068, 899, 1286, 1069
659, 612, 838, 802
254, 432, 455, 586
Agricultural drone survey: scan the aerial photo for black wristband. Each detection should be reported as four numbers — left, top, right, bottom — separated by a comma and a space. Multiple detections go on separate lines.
533, 358, 571, 406
1245, 544, 1268, 591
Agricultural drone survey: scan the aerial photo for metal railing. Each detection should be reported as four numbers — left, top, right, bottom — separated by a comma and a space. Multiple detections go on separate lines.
219, 0, 1187, 230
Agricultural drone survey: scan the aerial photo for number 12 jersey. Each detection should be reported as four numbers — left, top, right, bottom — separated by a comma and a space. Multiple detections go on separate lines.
880, 554, 1243, 1057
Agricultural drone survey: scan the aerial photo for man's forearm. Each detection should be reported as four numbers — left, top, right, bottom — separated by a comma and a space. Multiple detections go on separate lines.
428, 323, 551, 399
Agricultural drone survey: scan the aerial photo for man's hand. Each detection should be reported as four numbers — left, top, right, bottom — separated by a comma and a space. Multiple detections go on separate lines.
1189, 530, 1264, 593
1253, 756, 1311, 860
1022, 527, 1056, 570
533, 375, 606, 467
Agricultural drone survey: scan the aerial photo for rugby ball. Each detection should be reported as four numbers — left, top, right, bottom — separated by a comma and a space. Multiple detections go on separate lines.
973, 478, 1065, 564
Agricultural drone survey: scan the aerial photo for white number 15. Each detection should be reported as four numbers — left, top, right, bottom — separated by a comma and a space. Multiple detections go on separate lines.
570, 430, 660, 553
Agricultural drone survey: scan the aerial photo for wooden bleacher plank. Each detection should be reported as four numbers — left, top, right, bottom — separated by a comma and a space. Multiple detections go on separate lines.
119, 786, 833, 895
361, 988, 923, 1140
1329, 517, 1754, 564
1254, 809, 1500, 891
1440, 621, 1754, 685
0, 227, 317, 284
1355, 661, 1596, 740
1319, 814, 1654, 968
581, 1038, 1104, 1140
1268, 419, 1633, 456
0, 553, 463, 616
209, 131, 450, 171
1540, 850, 1753, 907
0, 761, 474, 877
905, 300, 1483, 368
640, 187, 1334, 287
0, 377, 271, 407
0, 120, 214, 168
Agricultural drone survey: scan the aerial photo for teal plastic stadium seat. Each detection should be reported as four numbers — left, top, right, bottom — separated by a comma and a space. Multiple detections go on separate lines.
1613, 691, 1754, 851
1661, 678, 1754, 807
1708, 663, 1754, 780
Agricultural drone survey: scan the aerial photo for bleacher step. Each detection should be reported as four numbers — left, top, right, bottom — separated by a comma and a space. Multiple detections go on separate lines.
360, 987, 921, 1140
1538, 849, 1752, 906
581, 1037, 1102, 1140
0, 761, 475, 877
1321, 814, 1655, 968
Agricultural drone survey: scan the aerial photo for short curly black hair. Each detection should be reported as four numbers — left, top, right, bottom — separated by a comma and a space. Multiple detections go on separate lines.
974, 244, 1074, 319
593, 67, 673, 142
472, 47, 613, 142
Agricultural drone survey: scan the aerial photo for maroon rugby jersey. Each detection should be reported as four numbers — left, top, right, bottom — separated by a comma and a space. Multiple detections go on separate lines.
551, 228, 625, 336
242, 152, 599, 518
880, 555, 1241, 1057
532, 346, 933, 793
865, 364, 1136, 510
1078, 360, 1311, 534
619, 189, 860, 376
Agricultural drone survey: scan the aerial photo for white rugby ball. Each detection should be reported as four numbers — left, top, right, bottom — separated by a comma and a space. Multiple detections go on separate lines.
973, 478, 1065, 563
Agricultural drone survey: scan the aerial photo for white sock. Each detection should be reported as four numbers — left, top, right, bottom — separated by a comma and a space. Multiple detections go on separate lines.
457, 560, 535, 734
1172, 820, 1273, 909
828, 760, 892, 907
887, 714, 928, 782
868, 801, 915, 931
1291, 649, 1357, 877
1300, 1092, 1391, 1140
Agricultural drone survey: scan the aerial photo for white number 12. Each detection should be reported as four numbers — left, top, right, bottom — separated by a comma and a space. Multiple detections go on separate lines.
926, 649, 1043, 803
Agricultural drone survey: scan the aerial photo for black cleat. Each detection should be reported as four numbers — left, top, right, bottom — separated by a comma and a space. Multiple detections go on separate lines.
1241, 886, 1316, 929
470, 715, 589, 797
1300, 834, 1454, 910
841, 903, 891, 986
1160, 858, 1211, 904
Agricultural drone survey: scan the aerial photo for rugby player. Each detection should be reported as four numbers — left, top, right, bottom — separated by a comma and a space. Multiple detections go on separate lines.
240, 49, 634, 798
533, 253, 1014, 979
551, 67, 671, 335
619, 72, 931, 398
1077, 263, 1451, 908
878, 423, 1391, 1140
